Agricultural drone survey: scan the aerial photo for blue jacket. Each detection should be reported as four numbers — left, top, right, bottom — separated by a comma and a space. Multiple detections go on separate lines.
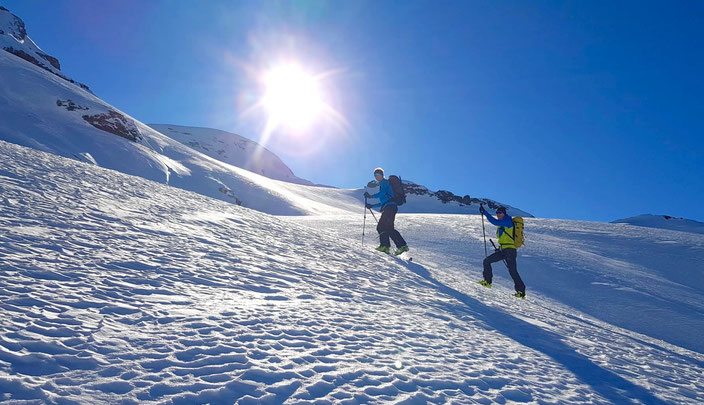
370, 178, 397, 211
483, 211, 513, 238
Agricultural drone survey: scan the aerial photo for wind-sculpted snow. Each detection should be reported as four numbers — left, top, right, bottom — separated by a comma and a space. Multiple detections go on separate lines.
1, 141, 703, 404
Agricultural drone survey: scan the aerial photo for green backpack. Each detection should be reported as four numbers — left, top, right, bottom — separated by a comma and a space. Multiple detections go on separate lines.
512, 217, 524, 248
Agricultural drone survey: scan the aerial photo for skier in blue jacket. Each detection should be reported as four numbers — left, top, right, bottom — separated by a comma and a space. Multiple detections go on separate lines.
364, 168, 408, 255
478, 205, 526, 298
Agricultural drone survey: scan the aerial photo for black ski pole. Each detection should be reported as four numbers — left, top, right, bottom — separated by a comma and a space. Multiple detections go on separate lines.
362, 197, 368, 246
368, 207, 378, 224
480, 204, 488, 258
490, 239, 510, 269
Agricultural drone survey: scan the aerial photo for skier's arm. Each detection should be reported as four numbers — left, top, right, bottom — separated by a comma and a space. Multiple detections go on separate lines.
483, 212, 500, 226
483, 212, 513, 227
371, 181, 388, 199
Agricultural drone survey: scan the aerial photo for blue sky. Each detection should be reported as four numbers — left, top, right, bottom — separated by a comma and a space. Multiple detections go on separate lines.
4, 0, 703, 222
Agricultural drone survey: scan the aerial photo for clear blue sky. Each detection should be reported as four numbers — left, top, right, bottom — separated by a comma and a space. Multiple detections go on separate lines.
4, 0, 703, 222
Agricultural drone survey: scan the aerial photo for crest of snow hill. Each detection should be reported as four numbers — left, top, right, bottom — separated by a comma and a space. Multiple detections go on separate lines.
0, 6, 529, 216
612, 214, 704, 235
147, 124, 314, 186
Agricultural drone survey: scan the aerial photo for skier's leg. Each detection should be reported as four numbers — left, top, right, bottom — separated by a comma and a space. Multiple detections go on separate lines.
384, 205, 407, 248
504, 249, 525, 293
376, 206, 392, 247
390, 230, 407, 248
483, 251, 505, 284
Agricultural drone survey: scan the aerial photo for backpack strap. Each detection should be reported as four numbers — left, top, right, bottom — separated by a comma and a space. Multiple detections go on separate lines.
499, 225, 516, 241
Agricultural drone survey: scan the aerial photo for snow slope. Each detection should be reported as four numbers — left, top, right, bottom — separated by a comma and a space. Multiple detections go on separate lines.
612, 214, 704, 235
2, 141, 704, 404
0, 46, 342, 216
148, 124, 315, 186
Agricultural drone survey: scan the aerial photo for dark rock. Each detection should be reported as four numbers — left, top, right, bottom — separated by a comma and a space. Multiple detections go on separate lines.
403, 182, 429, 196
4, 47, 92, 93
82, 110, 141, 142
218, 187, 243, 205
3, 47, 40, 66
435, 190, 464, 204
37, 51, 60, 70
57, 99, 89, 112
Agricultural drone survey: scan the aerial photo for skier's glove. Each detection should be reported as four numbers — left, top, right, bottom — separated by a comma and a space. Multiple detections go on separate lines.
365, 203, 373, 209
364, 192, 372, 198
479, 205, 485, 214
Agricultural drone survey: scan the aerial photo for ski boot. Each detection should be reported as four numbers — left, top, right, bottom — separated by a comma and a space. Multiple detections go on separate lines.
513, 291, 526, 299
394, 245, 409, 255
477, 280, 492, 288
375, 246, 390, 254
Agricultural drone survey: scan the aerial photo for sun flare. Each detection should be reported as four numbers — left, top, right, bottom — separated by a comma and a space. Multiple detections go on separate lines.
261, 64, 324, 131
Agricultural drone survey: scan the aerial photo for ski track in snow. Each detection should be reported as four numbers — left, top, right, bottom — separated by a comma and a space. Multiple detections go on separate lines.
1, 140, 703, 404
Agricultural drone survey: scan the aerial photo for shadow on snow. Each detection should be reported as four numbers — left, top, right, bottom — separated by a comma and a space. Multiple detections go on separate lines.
399, 260, 669, 405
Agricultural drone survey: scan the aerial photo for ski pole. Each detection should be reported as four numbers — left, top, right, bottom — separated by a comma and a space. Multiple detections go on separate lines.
490, 239, 510, 269
363, 197, 368, 234
480, 204, 488, 258
368, 207, 378, 224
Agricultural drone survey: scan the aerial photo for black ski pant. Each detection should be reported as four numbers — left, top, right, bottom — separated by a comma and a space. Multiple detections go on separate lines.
377, 204, 407, 248
483, 248, 525, 294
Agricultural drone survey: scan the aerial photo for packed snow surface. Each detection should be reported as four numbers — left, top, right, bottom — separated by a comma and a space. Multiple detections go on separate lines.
2, 141, 704, 404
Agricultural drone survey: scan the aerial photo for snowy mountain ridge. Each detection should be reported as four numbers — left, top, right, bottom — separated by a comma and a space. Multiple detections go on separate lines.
0, 6, 90, 92
0, 6, 529, 218
612, 214, 704, 235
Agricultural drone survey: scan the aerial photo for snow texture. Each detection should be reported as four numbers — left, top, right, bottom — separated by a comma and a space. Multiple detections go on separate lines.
2, 140, 703, 404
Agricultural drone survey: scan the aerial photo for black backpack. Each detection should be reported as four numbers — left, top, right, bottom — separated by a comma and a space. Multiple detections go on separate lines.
388, 175, 406, 206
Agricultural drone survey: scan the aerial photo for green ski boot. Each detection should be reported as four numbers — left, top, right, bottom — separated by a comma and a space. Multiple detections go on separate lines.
477, 280, 492, 288
375, 246, 390, 254
394, 245, 410, 255
513, 291, 526, 299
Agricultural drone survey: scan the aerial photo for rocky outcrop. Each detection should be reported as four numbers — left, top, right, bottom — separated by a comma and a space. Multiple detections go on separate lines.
403, 181, 472, 207
1, 7, 90, 93
218, 187, 243, 205
398, 179, 528, 214
37, 51, 60, 70
56, 99, 89, 111
3, 47, 38, 66
82, 111, 142, 142
4, 46, 91, 92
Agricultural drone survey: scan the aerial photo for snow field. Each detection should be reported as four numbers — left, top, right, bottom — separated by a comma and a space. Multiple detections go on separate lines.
1, 140, 703, 404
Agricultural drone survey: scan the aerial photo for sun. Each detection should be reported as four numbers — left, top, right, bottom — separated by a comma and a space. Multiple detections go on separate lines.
261, 64, 324, 131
